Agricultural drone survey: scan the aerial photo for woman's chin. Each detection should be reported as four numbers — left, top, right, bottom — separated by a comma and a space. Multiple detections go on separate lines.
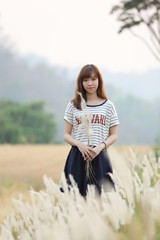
86, 88, 97, 94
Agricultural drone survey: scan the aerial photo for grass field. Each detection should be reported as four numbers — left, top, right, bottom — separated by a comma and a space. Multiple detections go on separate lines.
0, 144, 154, 225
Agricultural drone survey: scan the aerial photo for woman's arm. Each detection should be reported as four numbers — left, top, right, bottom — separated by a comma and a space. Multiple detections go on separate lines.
64, 120, 95, 160
91, 125, 118, 158
100, 125, 118, 150
64, 120, 79, 146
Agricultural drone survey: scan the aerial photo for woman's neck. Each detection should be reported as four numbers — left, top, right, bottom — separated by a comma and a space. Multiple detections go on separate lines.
86, 92, 97, 100
86, 92, 102, 103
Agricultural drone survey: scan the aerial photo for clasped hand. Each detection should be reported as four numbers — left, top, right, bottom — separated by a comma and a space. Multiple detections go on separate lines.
77, 142, 102, 161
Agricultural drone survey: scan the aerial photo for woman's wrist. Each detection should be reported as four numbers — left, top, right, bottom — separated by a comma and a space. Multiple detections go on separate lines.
75, 140, 80, 147
99, 141, 108, 150
99, 142, 105, 151
75, 140, 84, 148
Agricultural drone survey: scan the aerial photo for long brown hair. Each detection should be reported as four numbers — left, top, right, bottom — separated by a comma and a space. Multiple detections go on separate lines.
71, 64, 107, 109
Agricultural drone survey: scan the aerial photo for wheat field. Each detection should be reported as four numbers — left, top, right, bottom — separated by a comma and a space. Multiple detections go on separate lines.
0, 144, 153, 226
0, 144, 152, 185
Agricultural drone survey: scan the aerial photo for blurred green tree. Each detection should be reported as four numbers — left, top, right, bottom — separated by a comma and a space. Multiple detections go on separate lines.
110, 0, 160, 61
0, 100, 57, 143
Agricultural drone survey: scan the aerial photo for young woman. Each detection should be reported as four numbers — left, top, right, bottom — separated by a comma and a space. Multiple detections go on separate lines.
60, 64, 120, 198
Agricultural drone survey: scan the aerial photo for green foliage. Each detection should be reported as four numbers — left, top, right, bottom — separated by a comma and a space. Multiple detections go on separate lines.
2, 179, 15, 189
152, 145, 160, 163
152, 136, 160, 162
0, 99, 57, 143
155, 221, 160, 240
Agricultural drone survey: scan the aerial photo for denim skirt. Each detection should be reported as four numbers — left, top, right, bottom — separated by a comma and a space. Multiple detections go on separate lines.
60, 146, 115, 196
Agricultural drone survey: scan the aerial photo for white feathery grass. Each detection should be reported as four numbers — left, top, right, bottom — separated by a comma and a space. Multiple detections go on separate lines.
77, 91, 93, 140
0, 148, 160, 239
77, 91, 97, 183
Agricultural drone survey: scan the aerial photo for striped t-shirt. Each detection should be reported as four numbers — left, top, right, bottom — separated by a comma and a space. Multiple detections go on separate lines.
64, 99, 120, 146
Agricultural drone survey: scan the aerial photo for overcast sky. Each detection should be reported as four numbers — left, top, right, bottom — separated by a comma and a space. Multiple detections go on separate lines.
0, 0, 159, 73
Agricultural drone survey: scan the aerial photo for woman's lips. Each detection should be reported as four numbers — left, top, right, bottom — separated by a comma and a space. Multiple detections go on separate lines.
87, 87, 94, 90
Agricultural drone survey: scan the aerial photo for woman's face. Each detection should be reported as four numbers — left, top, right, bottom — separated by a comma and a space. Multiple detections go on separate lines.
82, 73, 99, 94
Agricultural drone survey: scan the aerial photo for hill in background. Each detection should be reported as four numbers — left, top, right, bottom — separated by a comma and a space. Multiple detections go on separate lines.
0, 41, 160, 145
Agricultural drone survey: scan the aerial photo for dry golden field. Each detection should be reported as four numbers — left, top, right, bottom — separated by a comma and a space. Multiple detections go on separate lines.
0, 144, 153, 224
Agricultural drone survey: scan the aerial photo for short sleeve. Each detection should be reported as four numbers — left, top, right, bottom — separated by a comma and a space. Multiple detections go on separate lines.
109, 102, 120, 127
64, 101, 73, 125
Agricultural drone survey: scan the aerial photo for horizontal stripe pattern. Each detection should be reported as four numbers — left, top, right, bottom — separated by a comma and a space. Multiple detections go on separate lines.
64, 99, 120, 146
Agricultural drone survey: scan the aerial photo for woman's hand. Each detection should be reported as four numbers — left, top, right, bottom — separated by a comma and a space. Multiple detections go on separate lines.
76, 142, 95, 161
89, 145, 103, 160
76, 142, 104, 161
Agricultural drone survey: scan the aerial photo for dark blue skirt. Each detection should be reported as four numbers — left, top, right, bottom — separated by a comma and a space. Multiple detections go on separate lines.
60, 146, 115, 196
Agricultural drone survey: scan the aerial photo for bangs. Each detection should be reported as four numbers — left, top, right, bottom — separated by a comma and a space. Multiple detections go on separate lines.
81, 66, 98, 80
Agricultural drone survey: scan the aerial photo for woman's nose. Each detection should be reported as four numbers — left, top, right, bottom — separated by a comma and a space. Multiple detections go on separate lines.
88, 80, 92, 85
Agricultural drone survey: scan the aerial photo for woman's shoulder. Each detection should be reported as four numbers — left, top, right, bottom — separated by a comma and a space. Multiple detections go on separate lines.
106, 99, 115, 106
66, 99, 73, 105
66, 100, 73, 106
65, 100, 75, 111
97, 98, 113, 108
105, 99, 117, 111
106, 98, 111, 103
